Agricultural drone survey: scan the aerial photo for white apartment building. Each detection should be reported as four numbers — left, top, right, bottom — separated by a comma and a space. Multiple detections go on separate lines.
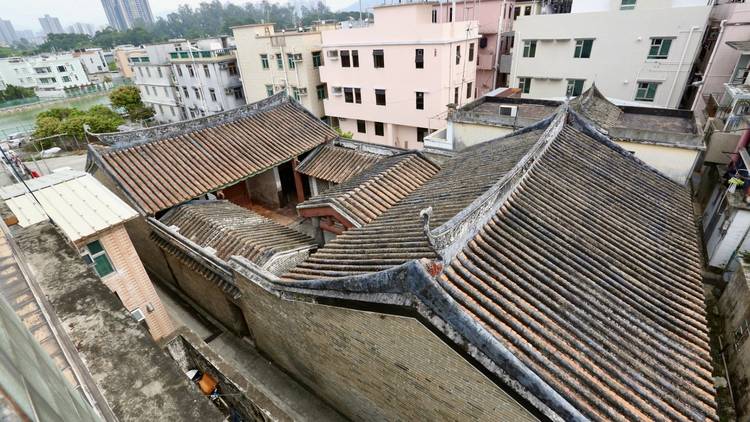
510, 0, 711, 108
170, 38, 245, 118
319, 3, 479, 149
233, 23, 332, 118
74, 48, 109, 78
130, 41, 187, 123
0, 55, 91, 97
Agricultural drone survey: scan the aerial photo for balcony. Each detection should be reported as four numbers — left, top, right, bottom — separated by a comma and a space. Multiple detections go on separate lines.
169, 48, 235, 62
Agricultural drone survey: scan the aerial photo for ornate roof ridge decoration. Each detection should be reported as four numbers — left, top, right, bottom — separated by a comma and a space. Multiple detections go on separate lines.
421, 107, 566, 264
87, 92, 291, 149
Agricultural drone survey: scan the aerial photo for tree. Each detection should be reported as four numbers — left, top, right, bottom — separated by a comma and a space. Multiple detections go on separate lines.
109, 86, 153, 120
0, 85, 36, 102
32, 105, 123, 142
36, 33, 92, 53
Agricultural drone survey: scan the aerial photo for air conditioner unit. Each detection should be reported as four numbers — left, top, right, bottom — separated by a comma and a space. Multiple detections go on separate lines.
224, 87, 233, 95
131, 308, 146, 322
299, 87, 308, 96
326, 50, 339, 59
293, 53, 303, 61
276, 79, 287, 88
331, 86, 343, 96
499, 105, 517, 117
219, 62, 228, 69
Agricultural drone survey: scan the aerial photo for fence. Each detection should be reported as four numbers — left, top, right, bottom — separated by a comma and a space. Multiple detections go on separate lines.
0, 97, 41, 110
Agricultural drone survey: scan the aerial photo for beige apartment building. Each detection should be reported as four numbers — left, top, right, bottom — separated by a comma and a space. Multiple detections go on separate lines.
233, 23, 332, 118
113, 44, 145, 79
319, 3, 479, 149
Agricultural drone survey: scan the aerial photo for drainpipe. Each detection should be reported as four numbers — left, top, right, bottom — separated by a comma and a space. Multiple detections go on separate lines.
667, 25, 700, 108
692, 19, 727, 112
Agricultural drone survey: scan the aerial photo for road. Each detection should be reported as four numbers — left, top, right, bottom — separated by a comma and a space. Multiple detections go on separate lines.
0, 152, 87, 187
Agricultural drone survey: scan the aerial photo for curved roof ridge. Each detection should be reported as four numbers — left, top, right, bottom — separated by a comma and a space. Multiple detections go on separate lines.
421, 106, 567, 264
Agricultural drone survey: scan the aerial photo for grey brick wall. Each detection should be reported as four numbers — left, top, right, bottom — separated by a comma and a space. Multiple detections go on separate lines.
237, 276, 537, 422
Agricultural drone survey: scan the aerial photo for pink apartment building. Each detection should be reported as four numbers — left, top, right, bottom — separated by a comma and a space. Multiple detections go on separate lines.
320, 2, 479, 149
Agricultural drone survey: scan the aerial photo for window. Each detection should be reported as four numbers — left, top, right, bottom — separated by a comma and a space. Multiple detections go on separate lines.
513, 6, 521, 20
203, 64, 210, 77
468, 43, 475, 62
57, 65, 66, 72
145, 67, 151, 77
182, 86, 189, 97
357, 119, 366, 133
292, 87, 301, 101
341, 50, 351, 67
374, 121, 384, 136
519, 77, 531, 94
635, 81, 658, 102
648, 38, 672, 59
287, 53, 296, 69
354, 88, 362, 103
523, 40, 537, 58
171, 107, 176, 116
454, 87, 459, 104
312, 51, 322, 68
266, 84, 274, 97
276, 53, 283, 69
432, 9, 438, 23
449, 7, 453, 22
620, 0, 636, 10
415, 49, 424, 69
524, 5, 531, 15
352, 50, 359, 67
187, 64, 194, 77
83, 240, 114, 278
176, 66, 183, 77
261, 54, 269, 69
416, 91, 424, 110
317, 83, 327, 100
158, 104, 164, 113
233, 86, 243, 100
456, 46, 461, 65
344, 87, 354, 103
417, 127, 428, 143
209, 88, 217, 102
163, 86, 168, 96
62, 75, 71, 82
227, 62, 238, 76
466, 82, 473, 99
375, 89, 386, 105
566, 79, 584, 96
373, 49, 384, 68
574, 39, 593, 58
157, 67, 163, 77
193, 87, 201, 99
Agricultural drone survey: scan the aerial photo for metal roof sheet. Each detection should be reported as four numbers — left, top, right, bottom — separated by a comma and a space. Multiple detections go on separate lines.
3, 172, 138, 242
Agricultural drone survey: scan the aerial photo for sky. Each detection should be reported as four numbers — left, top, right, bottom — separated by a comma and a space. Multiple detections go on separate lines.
5, 0, 352, 33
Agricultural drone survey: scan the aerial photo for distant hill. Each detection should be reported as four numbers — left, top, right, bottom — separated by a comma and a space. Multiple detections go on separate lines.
340, 0, 386, 12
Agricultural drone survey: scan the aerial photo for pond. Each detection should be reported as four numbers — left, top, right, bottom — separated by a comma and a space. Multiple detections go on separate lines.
0, 94, 112, 138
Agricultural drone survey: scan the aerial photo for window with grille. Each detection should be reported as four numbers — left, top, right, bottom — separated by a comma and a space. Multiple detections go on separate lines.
648, 38, 672, 59
82, 240, 115, 278
635, 82, 658, 102
519, 77, 532, 94
523, 40, 537, 58
373, 49, 384, 68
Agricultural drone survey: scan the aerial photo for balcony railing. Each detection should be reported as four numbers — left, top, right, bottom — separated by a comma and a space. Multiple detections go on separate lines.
169, 48, 235, 60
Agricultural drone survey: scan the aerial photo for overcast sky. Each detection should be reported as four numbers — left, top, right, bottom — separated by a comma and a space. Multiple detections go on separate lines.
6, 0, 350, 32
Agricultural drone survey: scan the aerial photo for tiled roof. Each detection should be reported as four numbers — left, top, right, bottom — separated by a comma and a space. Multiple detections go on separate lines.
296, 152, 441, 228
286, 128, 542, 279
159, 201, 316, 272
296, 143, 383, 184
88, 94, 335, 214
276, 107, 717, 420
569, 84, 623, 127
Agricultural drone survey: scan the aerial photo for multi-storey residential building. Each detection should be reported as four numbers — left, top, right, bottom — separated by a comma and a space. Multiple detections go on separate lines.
233, 22, 332, 118
170, 37, 246, 118
432, 0, 516, 94
74, 48, 108, 75
113, 44, 144, 78
509, 0, 711, 107
320, 3, 479, 149
0, 57, 37, 89
68, 22, 97, 36
130, 41, 186, 122
0, 19, 17, 46
101, 0, 154, 31
0, 54, 91, 97
38, 14, 64, 35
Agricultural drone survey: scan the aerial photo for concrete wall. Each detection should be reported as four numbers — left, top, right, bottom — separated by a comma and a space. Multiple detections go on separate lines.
706, 202, 750, 269
235, 274, 536, 422
233, 25, 326, 117
510, 2, 711, 107
718, 262, 750, 420
613, 141, 700, 185
132, 63, 182, 123
171, 54, 245, 117
78, 224, 175, 341
246, 167, 282, 209
453, 121, 513, 150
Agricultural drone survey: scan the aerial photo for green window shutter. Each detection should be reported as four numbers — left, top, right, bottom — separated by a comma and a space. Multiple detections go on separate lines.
582, 40, 593, 58
87, 240, 104, 255
93, 254, 114, 277
646, 83, 657, 100
660, 39, 672, 57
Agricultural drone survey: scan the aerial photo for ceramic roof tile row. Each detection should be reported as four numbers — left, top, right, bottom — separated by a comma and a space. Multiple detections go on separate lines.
295, 143, 383, 184
297, 152, 442, 227
285, 130, 542, 279
439, 123, 715, 421
91, 98, 335, 214
569, 85, 623, 127
160, 201, 316, 271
